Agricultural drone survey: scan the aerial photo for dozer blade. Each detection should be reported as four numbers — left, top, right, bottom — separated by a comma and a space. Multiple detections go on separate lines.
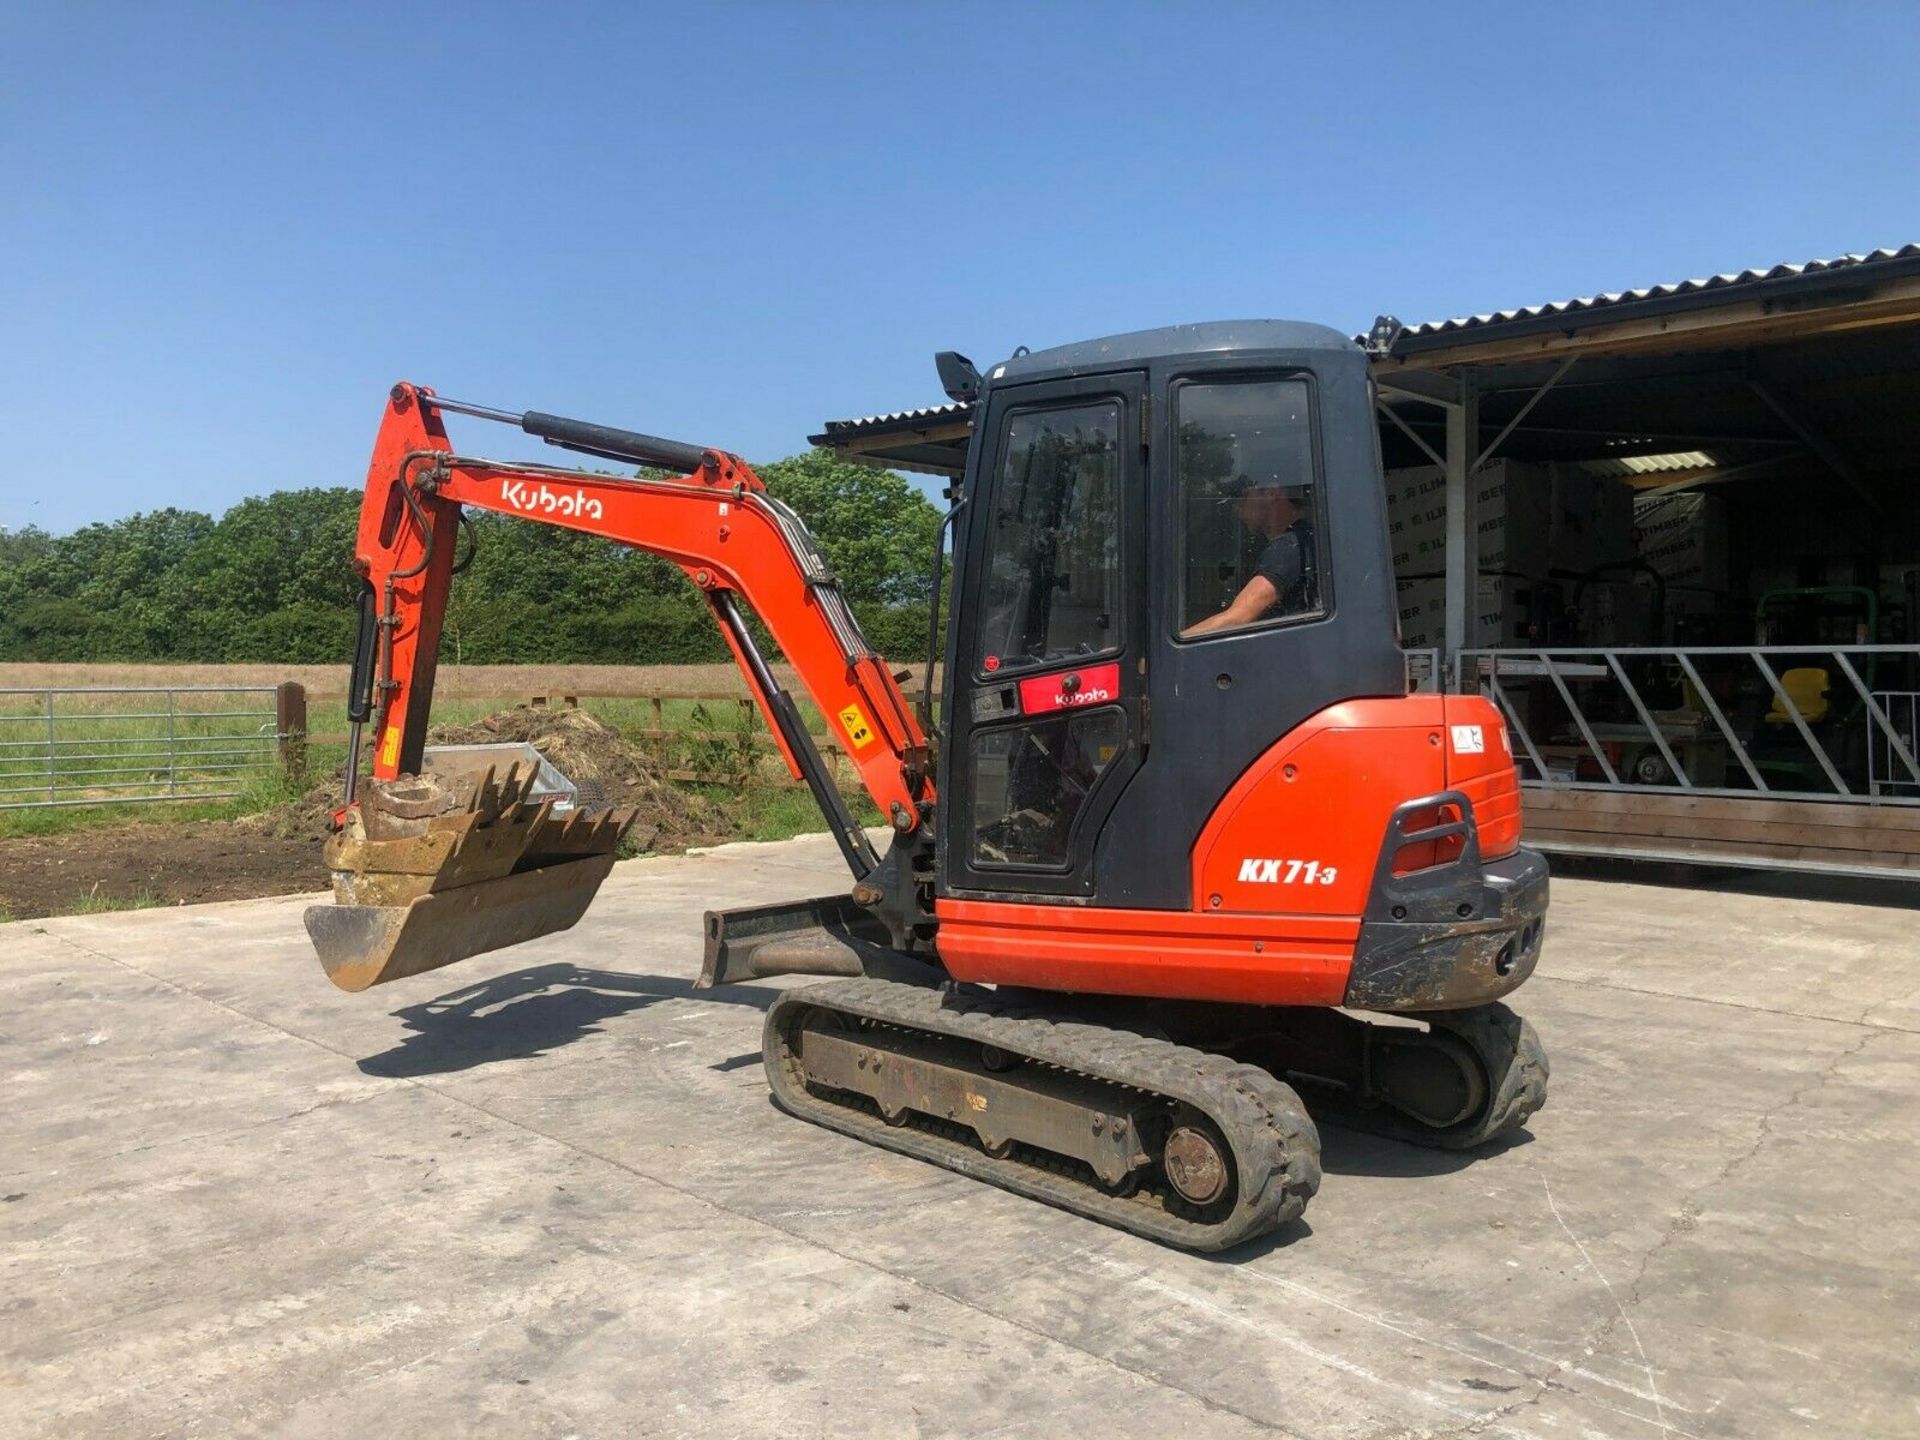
307, 760, 636, 991
307, 852, 619, 992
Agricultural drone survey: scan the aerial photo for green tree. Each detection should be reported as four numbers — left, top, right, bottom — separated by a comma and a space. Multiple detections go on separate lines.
0, 526, 57, 654
756, 449, 941, 607
156, 489, 362, 660
0, 452, 941, 665
0, 511, 217, 659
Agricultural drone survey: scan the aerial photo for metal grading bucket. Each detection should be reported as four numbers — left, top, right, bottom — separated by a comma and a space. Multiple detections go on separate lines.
303, 750, 636, 992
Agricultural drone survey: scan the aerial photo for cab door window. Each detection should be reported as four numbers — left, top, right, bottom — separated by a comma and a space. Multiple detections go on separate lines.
975, 401, 1123, 674
964, 394, 1129, 874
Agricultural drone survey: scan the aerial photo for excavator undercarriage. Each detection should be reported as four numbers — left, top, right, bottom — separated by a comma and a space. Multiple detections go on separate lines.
765, 978, 1323, 1251
696, 889, 1545, 1248
750, 957, 1544, 1249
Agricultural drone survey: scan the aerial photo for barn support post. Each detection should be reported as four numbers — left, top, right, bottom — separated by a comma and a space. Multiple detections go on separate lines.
1443, 375, 1480, 669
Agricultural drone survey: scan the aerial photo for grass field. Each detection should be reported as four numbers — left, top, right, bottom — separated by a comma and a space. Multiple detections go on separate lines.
0, 770, 316, 841
0, 682, 288, 817
0, 665, 897, 918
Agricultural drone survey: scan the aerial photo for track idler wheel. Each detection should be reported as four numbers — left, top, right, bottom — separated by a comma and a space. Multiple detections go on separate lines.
1370, 1029, 1487, 1130
1241, 1002, 1548, 1151
1364, 1003, 1548, 1149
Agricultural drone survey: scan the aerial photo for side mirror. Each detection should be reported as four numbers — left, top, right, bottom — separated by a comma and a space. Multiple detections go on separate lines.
935, 350, 981, 405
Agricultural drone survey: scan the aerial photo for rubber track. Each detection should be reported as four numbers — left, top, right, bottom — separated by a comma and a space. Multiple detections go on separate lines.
764, 978, 1321, 1252
1324, 1002, 1549, 1150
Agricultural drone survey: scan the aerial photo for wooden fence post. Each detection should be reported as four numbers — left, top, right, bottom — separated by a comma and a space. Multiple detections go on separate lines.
276, 682, 308, 777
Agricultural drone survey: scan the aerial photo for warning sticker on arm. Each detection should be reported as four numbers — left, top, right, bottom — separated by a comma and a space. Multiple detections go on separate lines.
838, 703, 875, 751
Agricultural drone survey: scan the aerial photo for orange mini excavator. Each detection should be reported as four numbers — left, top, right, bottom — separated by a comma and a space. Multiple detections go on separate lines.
307, 322, 1549, 1249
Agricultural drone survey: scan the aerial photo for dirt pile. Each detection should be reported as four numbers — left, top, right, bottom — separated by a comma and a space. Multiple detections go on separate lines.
426, 706, 727, 852
239, 780, 343, 839
239, 705, 731, 852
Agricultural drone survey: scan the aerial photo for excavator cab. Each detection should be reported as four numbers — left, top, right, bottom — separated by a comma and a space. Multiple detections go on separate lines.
935, 323, 1405, 908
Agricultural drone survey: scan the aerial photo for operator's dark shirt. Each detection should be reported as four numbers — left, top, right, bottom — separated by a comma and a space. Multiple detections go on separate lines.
1254, 519, 1317, 616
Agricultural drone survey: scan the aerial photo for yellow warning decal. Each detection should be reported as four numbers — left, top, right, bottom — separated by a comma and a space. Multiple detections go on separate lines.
378, 725, 401, 769
838, 703, 875, 751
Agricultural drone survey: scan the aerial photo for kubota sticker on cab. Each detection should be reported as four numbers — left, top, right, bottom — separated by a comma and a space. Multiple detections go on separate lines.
1017, 661, 1121, 714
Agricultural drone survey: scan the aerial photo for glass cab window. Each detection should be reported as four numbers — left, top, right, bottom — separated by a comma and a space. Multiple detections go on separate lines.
975, 401, 1122, 674
970, 708, 1124, 868
1176, 378, 1324, 637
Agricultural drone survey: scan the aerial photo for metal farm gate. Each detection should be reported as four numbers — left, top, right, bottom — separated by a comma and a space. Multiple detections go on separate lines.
0, 684, 306, 811
1460, 645, 1920, 878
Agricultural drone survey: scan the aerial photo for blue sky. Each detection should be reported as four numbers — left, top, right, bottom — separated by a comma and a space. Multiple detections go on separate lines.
4, 2, 1917, 534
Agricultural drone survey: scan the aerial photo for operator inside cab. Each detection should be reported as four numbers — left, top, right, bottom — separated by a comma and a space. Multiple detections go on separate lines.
1182, 474, 1318, 636
1176, 376, 1321, 638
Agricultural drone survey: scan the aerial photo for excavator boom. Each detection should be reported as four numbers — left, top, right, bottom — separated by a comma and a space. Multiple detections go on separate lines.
306, 382, 933, 990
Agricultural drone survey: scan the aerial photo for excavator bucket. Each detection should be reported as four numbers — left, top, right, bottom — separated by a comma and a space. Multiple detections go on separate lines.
304, 753, 636, 992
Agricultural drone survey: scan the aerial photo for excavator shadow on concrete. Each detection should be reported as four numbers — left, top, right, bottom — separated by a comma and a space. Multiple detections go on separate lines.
356, 963, 775, 1079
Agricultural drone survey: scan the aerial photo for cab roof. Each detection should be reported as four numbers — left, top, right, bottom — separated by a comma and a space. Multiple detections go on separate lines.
987, 319, 1359, 388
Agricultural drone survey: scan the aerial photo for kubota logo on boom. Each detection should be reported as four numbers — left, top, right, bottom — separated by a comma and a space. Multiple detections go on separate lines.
500, 479, 604, 520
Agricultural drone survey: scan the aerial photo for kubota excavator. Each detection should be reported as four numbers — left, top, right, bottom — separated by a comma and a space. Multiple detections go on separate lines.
307, 321, 1549, 1250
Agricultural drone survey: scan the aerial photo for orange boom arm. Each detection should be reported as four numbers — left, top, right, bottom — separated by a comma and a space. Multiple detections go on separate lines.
344, 382, 932, 878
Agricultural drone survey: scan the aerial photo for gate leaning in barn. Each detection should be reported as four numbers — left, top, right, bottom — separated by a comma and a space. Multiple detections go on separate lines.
1459, 645, 1920, 879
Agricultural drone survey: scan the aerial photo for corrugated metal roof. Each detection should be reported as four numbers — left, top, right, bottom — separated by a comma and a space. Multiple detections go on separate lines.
818, 243, 1920, 446
816, 402, 970, 437
1394, 244, 1920, 347
1579, 449, 1717, 480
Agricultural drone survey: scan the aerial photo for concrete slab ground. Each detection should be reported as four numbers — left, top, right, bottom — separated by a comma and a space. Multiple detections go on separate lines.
2, 835, 1916, 1439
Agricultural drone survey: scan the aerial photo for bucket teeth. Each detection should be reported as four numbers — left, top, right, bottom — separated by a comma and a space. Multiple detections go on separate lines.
526, 807, 638, 861
309, 760, 639, 989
